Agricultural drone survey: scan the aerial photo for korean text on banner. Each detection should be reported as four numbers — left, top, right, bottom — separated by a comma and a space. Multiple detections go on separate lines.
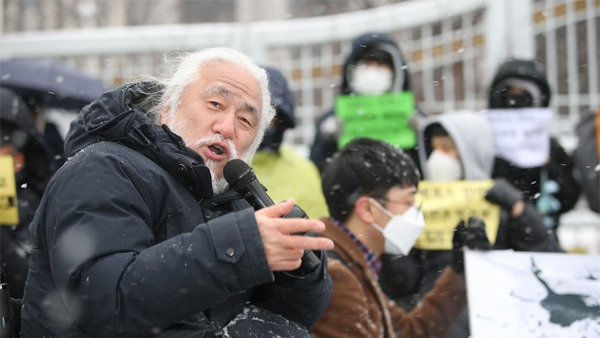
414, 180, 500, 250
484, 108, 553, 168
0, 156, 19, 225
465, 250, 600, 338
335, 92, 416, 149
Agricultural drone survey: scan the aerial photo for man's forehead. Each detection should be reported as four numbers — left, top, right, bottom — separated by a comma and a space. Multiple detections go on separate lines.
205, 84, 234, 97
204, 84, 260, 115
388, 185, 418, 197
432, 134, 454, 144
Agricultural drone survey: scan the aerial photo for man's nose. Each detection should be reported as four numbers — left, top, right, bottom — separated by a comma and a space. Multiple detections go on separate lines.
212, 110, 236, 139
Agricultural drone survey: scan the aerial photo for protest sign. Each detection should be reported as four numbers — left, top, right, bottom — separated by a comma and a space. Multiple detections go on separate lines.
0, 156, 19, 225
484, 108, 552, 168
414, 180, 500, 250
335, 92, 416, 149
465, 250, 600, 338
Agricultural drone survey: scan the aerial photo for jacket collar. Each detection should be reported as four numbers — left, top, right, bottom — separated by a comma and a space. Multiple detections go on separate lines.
64, 82, 213, 202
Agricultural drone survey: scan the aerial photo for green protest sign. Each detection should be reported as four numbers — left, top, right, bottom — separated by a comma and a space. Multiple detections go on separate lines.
335, 92, 416, 148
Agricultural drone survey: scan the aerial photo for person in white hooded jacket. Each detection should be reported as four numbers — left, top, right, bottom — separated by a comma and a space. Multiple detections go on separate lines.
378, 110, 562, 338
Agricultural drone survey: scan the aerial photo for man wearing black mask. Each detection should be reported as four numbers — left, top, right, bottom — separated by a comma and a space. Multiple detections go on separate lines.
488, 58, 579, 237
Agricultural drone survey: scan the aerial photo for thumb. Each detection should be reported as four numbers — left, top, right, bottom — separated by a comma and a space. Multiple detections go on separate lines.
259, 198, 296, 218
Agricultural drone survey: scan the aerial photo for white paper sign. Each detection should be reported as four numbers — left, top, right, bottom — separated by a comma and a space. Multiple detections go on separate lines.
484, 108, 552, 168
465, 250, 600, 338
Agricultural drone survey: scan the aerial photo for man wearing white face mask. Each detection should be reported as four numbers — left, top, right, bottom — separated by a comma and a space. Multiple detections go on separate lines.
348, 61, 395, 96
309, 32, 423, 173
311, 138, 491, 338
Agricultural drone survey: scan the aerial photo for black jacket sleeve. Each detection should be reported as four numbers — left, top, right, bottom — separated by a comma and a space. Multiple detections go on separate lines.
573, 111, 599, 213
251, 250, 332, 329
547, 137, 580, 214
494, 204, 563, 253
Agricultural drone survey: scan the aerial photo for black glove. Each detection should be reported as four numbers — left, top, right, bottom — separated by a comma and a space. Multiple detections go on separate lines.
450, 217, 492, 274
485, 178, 522, 212
505, 203, 563, 252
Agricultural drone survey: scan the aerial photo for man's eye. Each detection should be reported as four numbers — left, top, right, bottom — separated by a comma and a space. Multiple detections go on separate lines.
210, 101, 223, 109
239, 116, 253, 128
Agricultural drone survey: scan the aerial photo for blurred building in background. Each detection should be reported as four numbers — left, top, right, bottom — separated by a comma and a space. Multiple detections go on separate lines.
2, 0, 411, 31
1, 0, 599, 251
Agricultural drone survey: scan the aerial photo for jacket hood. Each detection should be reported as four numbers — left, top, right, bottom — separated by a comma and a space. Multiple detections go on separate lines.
263, 66, 295, 129
489, 58, 551, 107
341, 32, 411, 95
64, 82, 213, 200
0, 87, 52, 193
258, 66, 295, 152
418, 111, 494, 180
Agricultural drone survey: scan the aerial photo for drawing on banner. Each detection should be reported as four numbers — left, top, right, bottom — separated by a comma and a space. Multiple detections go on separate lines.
465, 250, 600, 338
530, 258, 600, 327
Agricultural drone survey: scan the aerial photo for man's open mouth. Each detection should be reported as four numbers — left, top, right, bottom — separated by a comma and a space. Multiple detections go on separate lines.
209, 144, 225, 155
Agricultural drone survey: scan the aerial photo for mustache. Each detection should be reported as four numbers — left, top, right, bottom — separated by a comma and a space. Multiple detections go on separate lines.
191, 134, 240, 161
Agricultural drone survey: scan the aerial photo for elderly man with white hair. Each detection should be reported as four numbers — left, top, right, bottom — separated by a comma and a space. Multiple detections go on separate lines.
20, 47, 334, 337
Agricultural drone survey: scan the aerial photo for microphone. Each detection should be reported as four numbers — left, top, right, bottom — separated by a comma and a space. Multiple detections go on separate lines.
223, 159, 321, 274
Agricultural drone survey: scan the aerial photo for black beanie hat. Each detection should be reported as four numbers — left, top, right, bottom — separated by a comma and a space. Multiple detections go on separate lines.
489, 58, 551, 107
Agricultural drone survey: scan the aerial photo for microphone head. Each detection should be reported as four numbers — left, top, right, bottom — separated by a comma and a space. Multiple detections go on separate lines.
223, 159, 255, 191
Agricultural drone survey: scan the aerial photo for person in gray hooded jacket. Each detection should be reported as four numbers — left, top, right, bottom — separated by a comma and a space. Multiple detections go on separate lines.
379, 110, 562, 338
20, 47, 334, 338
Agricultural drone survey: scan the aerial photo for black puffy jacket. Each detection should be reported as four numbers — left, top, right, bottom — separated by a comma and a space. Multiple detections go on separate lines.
21, 82, 331, 337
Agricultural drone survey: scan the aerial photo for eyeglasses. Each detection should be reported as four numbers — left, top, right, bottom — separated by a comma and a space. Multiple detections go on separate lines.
375, 197, 423, 213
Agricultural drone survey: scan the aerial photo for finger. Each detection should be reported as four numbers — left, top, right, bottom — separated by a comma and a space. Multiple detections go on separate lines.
264, 249, 304, 271
271, 258, 303, 272
266, 247, 305, 262
467, 217, 486, 229
257, 199, 296, 218
276, 218, 326, 235
278, 234, 334, 251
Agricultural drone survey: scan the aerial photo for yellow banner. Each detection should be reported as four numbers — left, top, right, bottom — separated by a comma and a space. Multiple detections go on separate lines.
414, 180, 500, 250
0, 156, 19, 226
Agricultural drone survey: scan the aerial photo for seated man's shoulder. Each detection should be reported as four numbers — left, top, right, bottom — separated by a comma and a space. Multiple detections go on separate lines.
65, 142, 152, 169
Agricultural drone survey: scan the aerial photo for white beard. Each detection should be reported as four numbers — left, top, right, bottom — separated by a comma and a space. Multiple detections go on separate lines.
166, 112, 258, 195
190, 135, 249, 195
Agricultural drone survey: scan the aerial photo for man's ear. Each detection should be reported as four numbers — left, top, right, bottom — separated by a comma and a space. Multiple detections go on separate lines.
354, 196, 377, 224
158, 108, 168, 126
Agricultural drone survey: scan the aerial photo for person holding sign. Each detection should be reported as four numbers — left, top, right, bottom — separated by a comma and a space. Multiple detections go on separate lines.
0, 87, 53, 299
309, 32, 422, 173
310, 138, 492, 338
488, 58, 579, 234
383, 110, 562, 338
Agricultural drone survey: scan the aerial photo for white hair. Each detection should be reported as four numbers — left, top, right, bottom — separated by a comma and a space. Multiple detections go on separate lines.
152, 47, 275, 157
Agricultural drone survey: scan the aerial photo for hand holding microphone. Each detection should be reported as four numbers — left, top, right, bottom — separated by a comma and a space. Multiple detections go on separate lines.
223, 159, 333, 274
